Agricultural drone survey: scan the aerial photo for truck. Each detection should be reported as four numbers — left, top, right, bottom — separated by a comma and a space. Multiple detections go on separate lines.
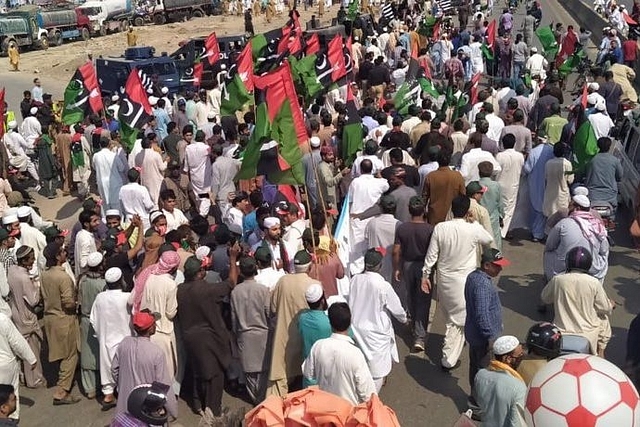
135, 0, 220, 26
96, 46, 181, 96
77, 0, 132, 36
0, 13, 49, 55
7, 4, 92, 46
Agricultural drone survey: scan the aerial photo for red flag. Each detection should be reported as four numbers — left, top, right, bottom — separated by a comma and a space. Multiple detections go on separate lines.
204, 32, 220, 66
581, 83, 588, 108
119, 68, 153, 131
193, 62, 203, 87
328, 34, 346, 82
432, 21, 440, 42
470, 73, 481, 105
556, 30, 578, 66
0, 88, 5, 140
278, 15, 303, 55
420, 57, 432, 79
486, 20, 496, 47
306, 33, 320, 55
78, 62, 103, 114
624, 12, 638, 25
237, 41, 254, 93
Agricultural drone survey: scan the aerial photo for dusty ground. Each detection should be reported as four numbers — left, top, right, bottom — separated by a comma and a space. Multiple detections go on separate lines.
4, 8, 330, 81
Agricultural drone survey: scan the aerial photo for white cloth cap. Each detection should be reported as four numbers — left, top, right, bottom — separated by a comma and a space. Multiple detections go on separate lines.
530, 47, 538, 53
310, 136, 321, 148
263, 217, 280, 229
105, 267, 122, 283
30, 107, 38, 115
16, 206, 30, 218
228, 223, 243, 235
195, 246, 210, 260
2, 214, 17, 225
493, 335, 520, 355
596, 101, 606, 111
588, 82, 600, 91
305, 283, 324, 303
573, 186, 589, 197
111, 94, 120, 102
161, 87, 169, 94
586, 93, 599, 105
573, 194, 591, 208
87, 251, 104, 267
149, 210, 164, 224
207, 111, 216, 119
7, 121, 17, 129
148, 96, 159, 106
105, 209, 121, 218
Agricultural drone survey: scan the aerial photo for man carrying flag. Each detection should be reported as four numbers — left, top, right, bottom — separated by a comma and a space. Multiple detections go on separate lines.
117, 68, 153, 152
61, 62, 103, 126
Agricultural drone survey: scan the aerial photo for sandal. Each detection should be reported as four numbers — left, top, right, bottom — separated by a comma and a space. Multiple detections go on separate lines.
53, 395, 81, 406
101, 400, 117, 411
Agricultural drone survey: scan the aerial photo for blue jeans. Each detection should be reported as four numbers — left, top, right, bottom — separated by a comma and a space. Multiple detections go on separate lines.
513, 61, 525, 79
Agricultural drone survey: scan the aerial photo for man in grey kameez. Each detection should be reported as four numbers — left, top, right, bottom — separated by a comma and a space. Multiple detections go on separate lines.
230, 257, 271, 404
364, 196, 400, 283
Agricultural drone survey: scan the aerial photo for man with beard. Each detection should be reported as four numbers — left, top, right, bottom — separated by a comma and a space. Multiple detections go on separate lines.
176, 244, 240, 425
74, 210, 100, 277
474, 336, 527, 425
252, 217, 291, 273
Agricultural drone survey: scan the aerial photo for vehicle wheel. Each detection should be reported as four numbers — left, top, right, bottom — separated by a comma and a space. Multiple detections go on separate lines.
153, 13, 166, 25
192, 9, 204, 18
133, 16, 144, 26
99, 25, 107, 36
52, 31, 63, 46
81, 27, 90, 41
120, 20, 129, 31
39, 35, 49, 50
1, 40, 16, 56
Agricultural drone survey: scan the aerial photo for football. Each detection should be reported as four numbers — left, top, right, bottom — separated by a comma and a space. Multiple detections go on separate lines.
525, 353, 640, 426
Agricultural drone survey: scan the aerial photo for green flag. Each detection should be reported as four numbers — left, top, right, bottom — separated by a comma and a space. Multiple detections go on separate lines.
558, 49, 585, 77
419, 77, 440, 99
573, 120, 599, 173
61, 78, 86, 125
221, 74, 252, 116
342, 85, 364, 166
347, 0, 359, 20
480, 43, 494, 61
535, 26, 559, 59
394, 80, 422, 115
290, 53, 323, 101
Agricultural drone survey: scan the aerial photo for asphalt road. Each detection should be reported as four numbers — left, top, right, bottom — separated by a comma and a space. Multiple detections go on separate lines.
9, 1, 640, 426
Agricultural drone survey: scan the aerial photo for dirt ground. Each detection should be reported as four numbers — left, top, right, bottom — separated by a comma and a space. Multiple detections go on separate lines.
2, 8, 332, 81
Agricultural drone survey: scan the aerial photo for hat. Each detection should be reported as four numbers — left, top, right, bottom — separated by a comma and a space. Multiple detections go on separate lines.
493, 335, 520, 355
177, 98, 186, 106
586, 93, 599, 106
596, 102, 606, 112
263, 217, 280, 229
105, 209, 121, 218
148, 96, 159, 106
161, 86, 169, 95
573, 186, 589, 197
481, 248, 511, 266
320, 145, 333, 156
15, 245, 34, 260
310, 136, 321, 148
207, 111, 216, 119
87, 252, 104, 267
149, 210, 164, 224
305, 283, 324, 303
7, 121, 17, 130
183, 256, 204, 278
195, 245, 210, 260
239, 256, 257, 272
275, 201, 292, 215
132, 311, 160, 330
105, 267, 122, 283
379, 195, 396, 211
466, 181, 487, 197
16, 206, 30, 218
0, 229, 9, 241
530, 47, 538, 53
588, 82, 600, 91
30, 107, 38, 115
364, 248, 384, 269
254, 247, 272, 264
294, 250, 312, 266
572, 194, 590, 208
82, 198, 98, 211
43, 226, 68, 240
2, 214, 17, 225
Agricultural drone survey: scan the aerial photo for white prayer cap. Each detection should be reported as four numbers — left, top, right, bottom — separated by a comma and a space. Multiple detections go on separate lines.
310, 136, 321, 148
195, 245, 210, 260
228, 222, 243, 236
148, 96, 159, 106
207, 111, 216, 119
305, 283, 324, 303
573, 186, 589, 197
17, 206, 31, 218
530, 47, 538, 53
2, 214, 17, 225
586, 93, 599, 105
493, 335, 520, 355
105, 267, 122, 283
161, 86, 169, 95
111, 94, 120, 102
7, 121, 17, 129
149, 210, 164, 224
596, 101, 606, 112
30, 107, 38, 115
588, 82, 600, 91
262, 217, 280, 229
572, 194, 591, 208
87, 251, 104, 267
105, 209, 121, 218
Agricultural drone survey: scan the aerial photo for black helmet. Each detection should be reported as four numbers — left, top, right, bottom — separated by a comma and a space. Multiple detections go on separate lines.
127, 382, 170, 425
526, 322, 562, 359
565, 246, 593, 273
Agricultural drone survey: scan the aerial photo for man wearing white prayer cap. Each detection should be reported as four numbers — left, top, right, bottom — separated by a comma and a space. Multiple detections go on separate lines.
20, 107, 42, 153
160, 87, 172, 116
17, 206, 46, 271
4, 118, 40, 183
588, 101, 615, 139
473, 335, 526, 425
251, 217, 289, 272
89, 266, 131, 408
108, 95, 120, 118
298, 281, 331, 389
104, 209, 123, 231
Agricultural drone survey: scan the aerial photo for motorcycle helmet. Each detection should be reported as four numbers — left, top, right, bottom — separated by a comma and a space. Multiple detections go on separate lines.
565, 246, 593, 273
526, 322, 563, 359
127, 382, 170, 425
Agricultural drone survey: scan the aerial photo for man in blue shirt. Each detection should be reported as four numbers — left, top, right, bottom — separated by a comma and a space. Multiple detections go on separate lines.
464, 248, 510, 401
298, 284, 331, 387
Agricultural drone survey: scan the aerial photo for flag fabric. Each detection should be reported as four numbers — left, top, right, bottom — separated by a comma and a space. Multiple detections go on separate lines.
343, 36, 353, 76
418, 15, 438, 38
557, 49, 584, 77
581, 83, 588, 108
381, 3, 395, 21
624, 11, 638, 25
347, 0, 358, 20
394, 80, 422, 115
536, 26, 559, 59
237, 62, 306, 185
118, 68, 153, 151
342, 83, 364, 166
481, 43, 494, 61
419, 77, 440, 99
137, 68, 154, 94
277, 16, 303, 56
328, 35, 346, 82
469, 72, 481, 105
573, 120, 598, 172
290, 53, 324, 100
486, 20, 496, 47
305, 33, 320, 55
556, 29, 578, 66
204, 32, 221, 66
61, 62, 103, 125
0, 88, 5, 139
237, 42, 254, 93
193, 60, 203, 87
220, 65, 253, 116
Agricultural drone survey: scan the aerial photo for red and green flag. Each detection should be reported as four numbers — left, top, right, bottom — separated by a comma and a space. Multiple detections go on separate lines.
118, 68, 153, 151
220, 43, 254, 116
573, 120, 598, 173
481, 19, 497, 60
342, 82, 364, 166
536, 25, 559, 59
61, 62, 103, 125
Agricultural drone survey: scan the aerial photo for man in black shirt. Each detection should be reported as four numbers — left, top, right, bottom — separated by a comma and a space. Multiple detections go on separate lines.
103, 215, 144, 292
367, 56, 391, 102
358, 51, 375, 94
19, 91, 32, 120
414, 118, 453, 165
381, 116, 411, 150
381, 148, 420, 189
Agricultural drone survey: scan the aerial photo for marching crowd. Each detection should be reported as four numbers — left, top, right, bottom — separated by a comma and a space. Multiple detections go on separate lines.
0, 0, 638, 426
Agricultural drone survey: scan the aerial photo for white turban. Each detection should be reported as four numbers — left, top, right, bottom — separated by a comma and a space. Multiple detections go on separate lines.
263, 217, 280, 229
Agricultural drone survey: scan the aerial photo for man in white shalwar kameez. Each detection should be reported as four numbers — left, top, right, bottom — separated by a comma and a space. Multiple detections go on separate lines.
93, 138, 127, 211
119, 168, 155, 230
134, 136, 167, 208
4, 122, 39, 181
19, 108, 41, 153
348, 159, 390, 274
496, 134, 524, 237
422, 196, 494, 369
349, 248, 407, 391
542, 143, 574, 219
90, 268, 132, 408
183, 131, 212, 217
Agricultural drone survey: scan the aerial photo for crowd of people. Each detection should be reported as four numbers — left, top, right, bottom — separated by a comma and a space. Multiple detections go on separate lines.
0, 0, 638, 426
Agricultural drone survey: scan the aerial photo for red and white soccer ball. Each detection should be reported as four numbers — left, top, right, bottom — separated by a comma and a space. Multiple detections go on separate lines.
525, 353, 640, 426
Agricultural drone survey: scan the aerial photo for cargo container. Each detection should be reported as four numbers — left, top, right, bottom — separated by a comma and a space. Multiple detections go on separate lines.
0, 14, 49, 55
7, 4, 91, 46
135, 0, 220, 26
77, 0, 132, 36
